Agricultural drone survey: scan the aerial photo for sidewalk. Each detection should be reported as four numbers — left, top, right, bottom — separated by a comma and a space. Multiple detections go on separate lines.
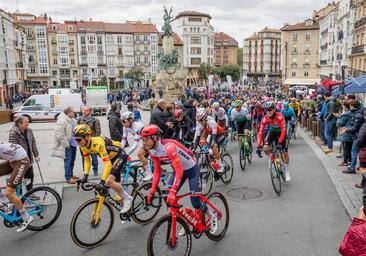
300, 128, 363, 219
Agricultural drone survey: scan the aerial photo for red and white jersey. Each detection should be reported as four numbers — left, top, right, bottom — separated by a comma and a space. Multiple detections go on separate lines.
121, 121, 144, 154
149, 139, 196, 171
194, 116, 225, 139
0, 142, 27, 162
212, 107, 227, 121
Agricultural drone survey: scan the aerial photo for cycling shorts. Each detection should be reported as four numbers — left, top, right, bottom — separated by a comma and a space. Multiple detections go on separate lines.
167, 163, 201, 194
110, 152, 129, 182
265, 130, 288, 153
0, 157, 30, 188
237, 121, 250, 134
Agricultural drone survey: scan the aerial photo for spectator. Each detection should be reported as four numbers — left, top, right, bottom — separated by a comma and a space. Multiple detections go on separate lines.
323, 92, 335, 153
355, 109, 366, 189
133, 104, 141, 122
107, 103, 123, 141
51, 106, 78, 184
339, 206, 366, 255
150, 99, 173, 138
336, 102, 353, 167
163, 102, 175, 138
341, 100, 365, 174
9, 116, 40, 191
77, 105, 101, 176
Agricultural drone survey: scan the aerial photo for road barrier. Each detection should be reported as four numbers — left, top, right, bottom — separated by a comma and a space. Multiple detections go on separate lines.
0, 110, 12, 124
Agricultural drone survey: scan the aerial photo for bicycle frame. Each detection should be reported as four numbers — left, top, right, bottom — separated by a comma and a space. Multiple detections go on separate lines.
168, 193, 223, 247
0, 186, 44, 224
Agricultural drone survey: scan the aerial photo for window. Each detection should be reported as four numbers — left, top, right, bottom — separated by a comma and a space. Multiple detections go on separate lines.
58, 46, 68, 53
190, 37, 201, 44
71, 59, 75, 65
82, 69, 87, 75
190, 47, 201, 54
304, 71, 309, 77
190, 58, 201, 65
88, 45, 96, 53
306, 33, 311, 41
97, 36, 102, 45
52, 70, 57, 76
188, 17, 202, 22
292, 34, 297, 41
38, 51, 47, 63
135, 35, 140, 41
117, 36, 122, 44
136, 56, 141, 63
88, 35, 95, 44
80, 36, 85, 44
37, 39, 47, 50
291, 72, 296, 77
143, 35, 148, 42
144, 56, 149, 64
59, 57, 69, 66
81, 56, 87, 65
57, 34, 68, 44
35, 26, 46, 38
53, 59, 57, 65
39, 64, 48, 74
97, 45, 103, 54
99, 69, 104, 75
118, 47, 122, 55
30, 66, 36, 74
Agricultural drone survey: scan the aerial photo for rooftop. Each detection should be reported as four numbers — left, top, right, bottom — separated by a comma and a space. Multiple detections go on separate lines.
175, 10, 211, 20
281, 19, 319, 31
258, 27, 281, 34
158, 32, 183, 45
214, 32, 238, 46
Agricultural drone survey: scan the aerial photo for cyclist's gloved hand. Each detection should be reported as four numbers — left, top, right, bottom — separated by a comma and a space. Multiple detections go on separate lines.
81, 174, 88, 184
147, 190, 155, 205
256, 149, 262, 158
166, 190, 177, 206
95, 180, 108, 196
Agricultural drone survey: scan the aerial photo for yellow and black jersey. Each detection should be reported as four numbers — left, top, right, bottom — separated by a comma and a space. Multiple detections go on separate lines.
80, 136, 123, 181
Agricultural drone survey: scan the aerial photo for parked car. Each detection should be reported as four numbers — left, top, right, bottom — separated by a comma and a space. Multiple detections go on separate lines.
13, 105, 62, 122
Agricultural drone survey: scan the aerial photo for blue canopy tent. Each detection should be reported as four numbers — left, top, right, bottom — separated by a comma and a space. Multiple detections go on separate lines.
332, 85, 341, 96
344, 74, 366, 94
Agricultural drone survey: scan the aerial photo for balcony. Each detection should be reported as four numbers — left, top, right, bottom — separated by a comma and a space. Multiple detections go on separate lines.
26, 46, 34, 51
320, 60, 327, 65
80, 63, 87, 66
143, 40, 150, 44
60, 74, 71, 79
143, 51, 150, 55
135, 40, 141, 44
303, 63, 310, 68
355, 17, 366, 29
81, 51, 87, 55
352, 44, 365, 54
97, 62, 107, 66
304, 50, 311, 55
69, 40, 74, 45
320, 43, 328, 51
51, 39, 57, 44
290, 63, 298, 68
321, 28, 328, 37
97, 51, 104, 56
291, 51, 298, 55
26, 33, 34, 39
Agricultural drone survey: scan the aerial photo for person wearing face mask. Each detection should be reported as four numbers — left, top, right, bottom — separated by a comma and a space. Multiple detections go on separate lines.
8, 116, 40, 191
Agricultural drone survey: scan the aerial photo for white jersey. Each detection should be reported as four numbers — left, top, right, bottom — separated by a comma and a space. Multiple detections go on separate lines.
212, 107, 227, 122
194, 116, 217, 139
230, 107, 250, 122
0, 143, 27, 162
121, 121, 144, 154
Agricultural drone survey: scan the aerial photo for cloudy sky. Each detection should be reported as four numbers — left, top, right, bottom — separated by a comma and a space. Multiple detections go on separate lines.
2, 0, 328, 45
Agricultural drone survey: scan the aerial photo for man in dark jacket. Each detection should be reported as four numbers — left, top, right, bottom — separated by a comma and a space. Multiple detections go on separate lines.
150, 99, 173, 138
341, 100, 365, 174
323, 92, 335, 153
183, 99, 196, 125
107, 103, 123, 141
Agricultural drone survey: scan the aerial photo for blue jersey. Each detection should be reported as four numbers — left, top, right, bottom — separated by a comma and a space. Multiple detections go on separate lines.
281, 107, 296, 121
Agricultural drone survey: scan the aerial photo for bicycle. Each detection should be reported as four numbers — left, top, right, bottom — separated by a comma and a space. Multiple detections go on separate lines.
196, 145, 234, 195
0, 184, 62, 231
147, 191, 229, 256
238, 131, 253, 172
70, 177, 162, 248
263, 144, 286, 196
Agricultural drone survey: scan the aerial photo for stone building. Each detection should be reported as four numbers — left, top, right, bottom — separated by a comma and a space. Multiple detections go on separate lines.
214, 32, 238, 67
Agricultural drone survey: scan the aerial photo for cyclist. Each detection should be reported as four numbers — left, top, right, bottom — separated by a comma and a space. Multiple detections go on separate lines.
289, 98, 301, 120
74, 124, 132, 213
257, 102, 291, 181
120, 111, 152, 181
172, 109, 194, 145
231, 99, 252, 149
193, 108, 226, 172
281, 102, 297, 138
0, 142, 32, 232
144, 125, 217, 233
211, 102, 228, 129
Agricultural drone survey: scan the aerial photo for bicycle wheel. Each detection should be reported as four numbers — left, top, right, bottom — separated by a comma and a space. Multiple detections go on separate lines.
131, 181, 162, 224
220, 153, 234, 184
204, 192, 230, 241
200, 161, 213, 195
22, 186, 62, 231
239, 145, 247, 171
270, 160, 281, 196
247, 143, 253, 164
147, 214, 192, 256
70, 198, 114, 249
293, 126, 297, 140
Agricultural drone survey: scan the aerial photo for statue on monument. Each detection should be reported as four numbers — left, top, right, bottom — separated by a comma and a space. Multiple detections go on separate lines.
162, 6, 173, 37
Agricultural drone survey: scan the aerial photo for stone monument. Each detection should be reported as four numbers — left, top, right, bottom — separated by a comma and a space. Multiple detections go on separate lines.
153, 6, 185, 102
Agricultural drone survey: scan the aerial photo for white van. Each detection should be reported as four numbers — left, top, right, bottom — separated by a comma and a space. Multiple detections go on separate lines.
21, 94, 84, 114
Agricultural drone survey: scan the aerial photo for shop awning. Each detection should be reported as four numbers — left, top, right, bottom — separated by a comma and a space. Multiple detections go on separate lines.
283, 78, 321, 86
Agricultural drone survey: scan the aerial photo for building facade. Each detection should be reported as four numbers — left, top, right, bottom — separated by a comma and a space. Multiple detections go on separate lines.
319, 4, 339, 79
12, 12, 50, 88
349, 0, 366, 76
281, 19, 321, 86
214, 32, 238, 67
243, 27, 281, 81
172, 11, 215, 72
13, 23, 28, 94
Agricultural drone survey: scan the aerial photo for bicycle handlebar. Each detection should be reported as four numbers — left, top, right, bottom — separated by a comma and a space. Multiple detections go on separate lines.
76, 180, 96, 192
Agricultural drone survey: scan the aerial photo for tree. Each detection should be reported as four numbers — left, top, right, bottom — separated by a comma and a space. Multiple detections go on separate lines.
237, 47, 243, 69
197, 63, 215, 84
216, 64, 241, 82
125, 66, 144, 86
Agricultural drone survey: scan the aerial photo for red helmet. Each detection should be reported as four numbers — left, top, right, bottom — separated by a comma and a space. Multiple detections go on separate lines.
174, 109, 184, 119
140, 124, 163, 138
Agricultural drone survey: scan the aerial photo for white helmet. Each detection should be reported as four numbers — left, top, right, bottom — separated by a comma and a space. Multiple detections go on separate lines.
121, 111, 134, 121
196, 108, 208, 121
212, 102, 220, 108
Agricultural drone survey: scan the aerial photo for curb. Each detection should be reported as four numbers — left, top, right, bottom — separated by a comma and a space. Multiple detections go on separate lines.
299, 128, 361, 219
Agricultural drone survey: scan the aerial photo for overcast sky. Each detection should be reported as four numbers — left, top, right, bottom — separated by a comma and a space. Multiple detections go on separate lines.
2, 0, 328, 46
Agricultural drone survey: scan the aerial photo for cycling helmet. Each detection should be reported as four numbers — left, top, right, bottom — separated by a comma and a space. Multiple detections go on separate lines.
174, 109, 184, 119
267, 102, 276, 110
233, 99, 243, 107
73, 124, 91, 138
212, 102, 220, 109
283, 102, 289, 108
255, 102, 262, 108
196, 108, 208, 121
121, 111, 135, 121
140, 125, 163, 138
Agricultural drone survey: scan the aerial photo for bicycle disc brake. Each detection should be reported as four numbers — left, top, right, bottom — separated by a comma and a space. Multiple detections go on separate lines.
4, 219, 16, 228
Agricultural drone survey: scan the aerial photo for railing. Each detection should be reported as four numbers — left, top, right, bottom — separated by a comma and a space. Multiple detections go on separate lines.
291, 51, 298, 55
303, 63, 310, 68
355, 17, 366, 29
304, 50, 311, 55
51, 39, 57, 44
352, 44, 365, 54
290, 64, 297, 68
69, 40, 74, 45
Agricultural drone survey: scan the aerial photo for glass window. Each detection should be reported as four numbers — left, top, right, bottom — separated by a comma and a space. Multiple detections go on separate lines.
81, 36, 86, 44
190, 37, 201, 44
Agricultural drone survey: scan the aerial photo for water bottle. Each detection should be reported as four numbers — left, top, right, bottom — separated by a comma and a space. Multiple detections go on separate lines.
211, 160, 220, 171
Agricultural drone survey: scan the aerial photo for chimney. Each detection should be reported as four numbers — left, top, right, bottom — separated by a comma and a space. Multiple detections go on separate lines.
44, 13, 47, 20
89, 18, 92, 21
